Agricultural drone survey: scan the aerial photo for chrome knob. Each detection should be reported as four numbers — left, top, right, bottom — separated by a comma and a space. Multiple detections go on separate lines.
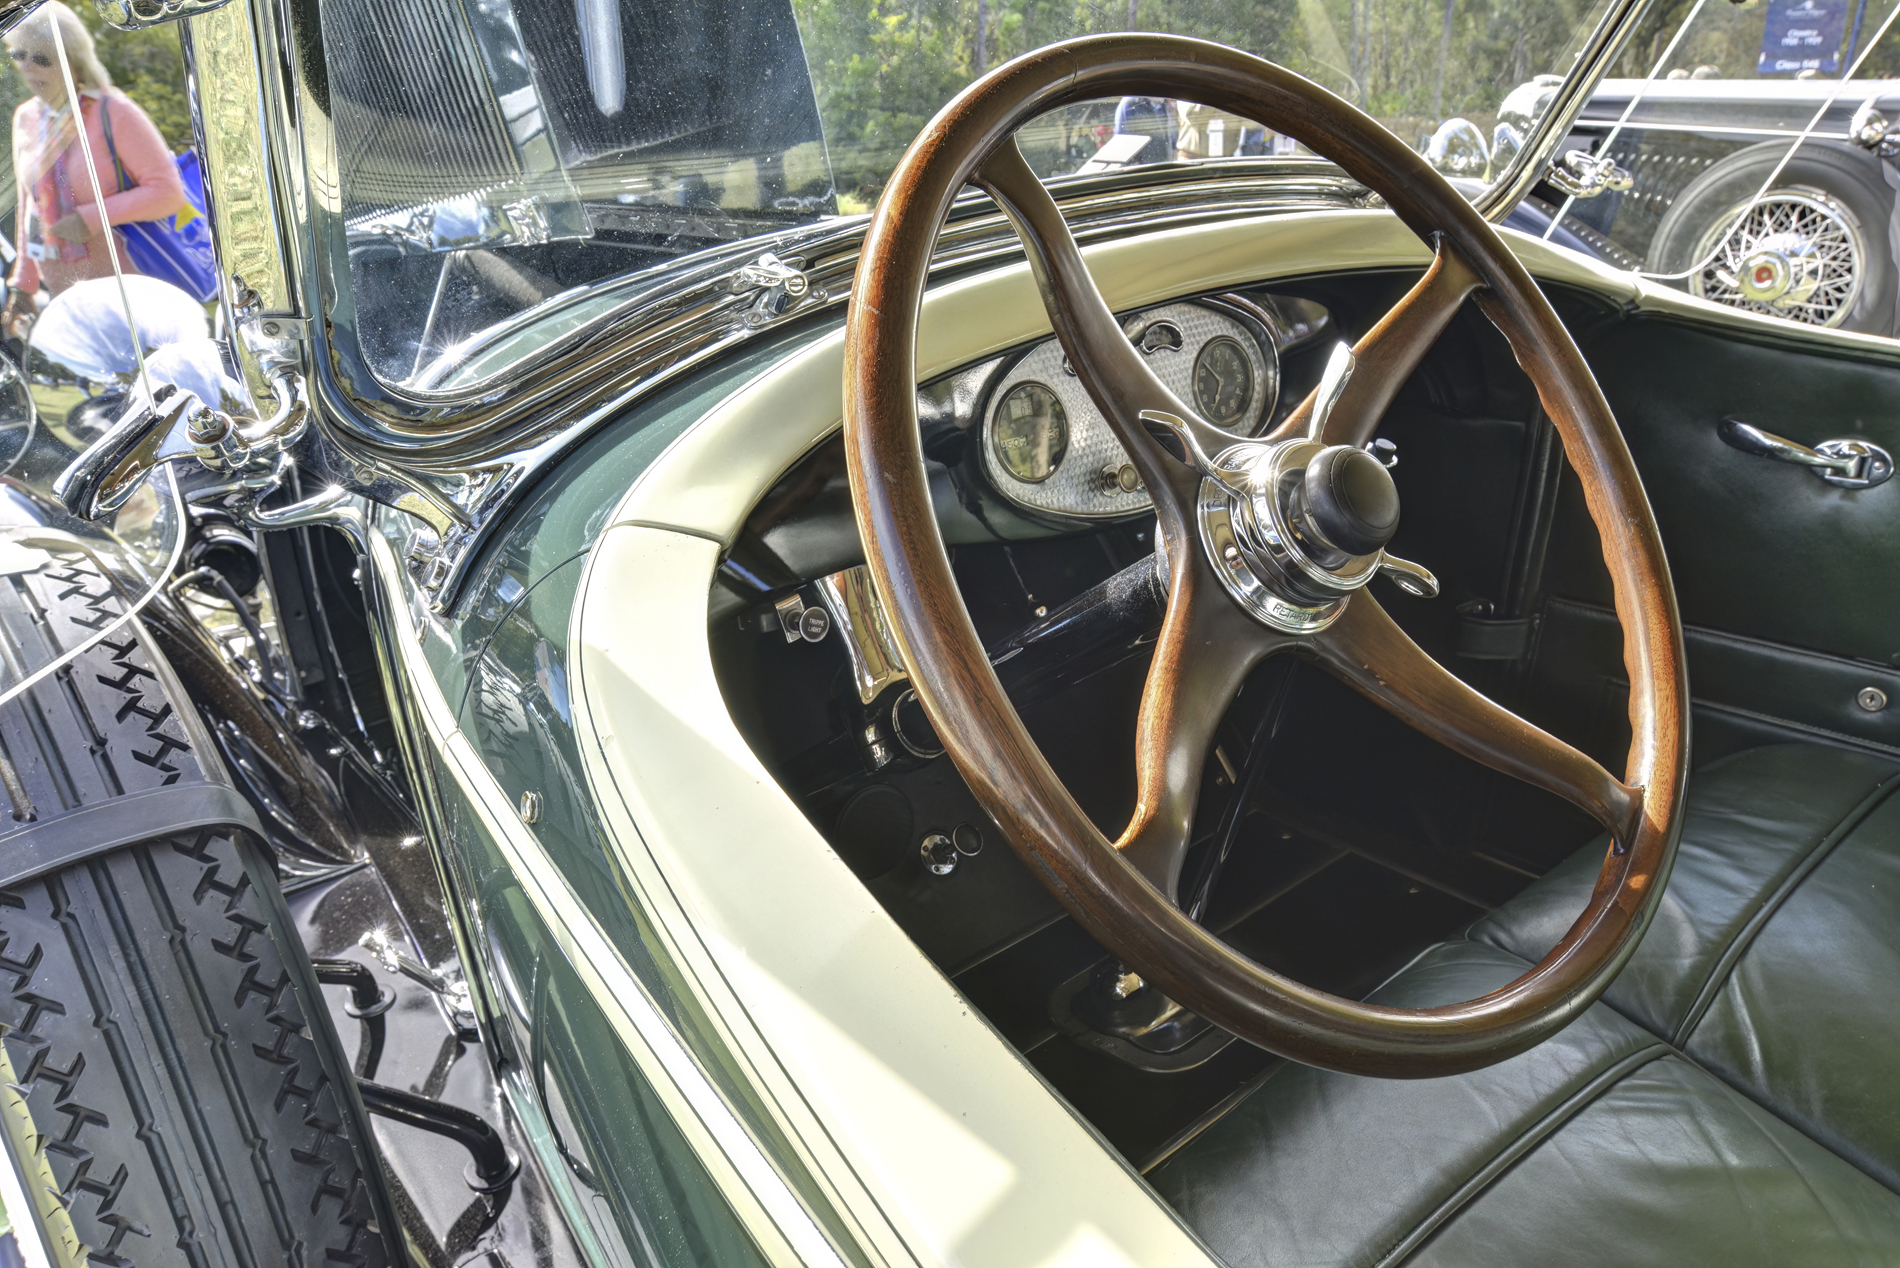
920, 834, 958, 876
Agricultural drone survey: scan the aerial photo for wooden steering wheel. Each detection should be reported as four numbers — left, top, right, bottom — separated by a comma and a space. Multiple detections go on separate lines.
842, 35, 1687, 1077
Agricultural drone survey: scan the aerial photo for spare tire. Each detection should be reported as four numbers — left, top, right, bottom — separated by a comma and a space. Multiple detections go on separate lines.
0, 533, 395, 1268
1645, 138, 1899, 335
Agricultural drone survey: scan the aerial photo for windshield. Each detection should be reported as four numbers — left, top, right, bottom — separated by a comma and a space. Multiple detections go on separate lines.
320, 0, 1616, 392
1462, 0, 1900, 335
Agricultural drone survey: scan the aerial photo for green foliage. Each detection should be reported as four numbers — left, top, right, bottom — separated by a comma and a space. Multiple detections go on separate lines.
794, 0, 1605, 197
795, 0, 980, 192
796, 0, 1311, 194
87, 20, 192, 153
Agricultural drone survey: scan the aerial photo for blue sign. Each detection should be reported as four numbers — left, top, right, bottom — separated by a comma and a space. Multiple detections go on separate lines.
1759, 0, 1852, 73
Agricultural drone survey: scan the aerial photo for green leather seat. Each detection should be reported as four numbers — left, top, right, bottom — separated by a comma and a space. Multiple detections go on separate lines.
1150, 743, 1900, 1266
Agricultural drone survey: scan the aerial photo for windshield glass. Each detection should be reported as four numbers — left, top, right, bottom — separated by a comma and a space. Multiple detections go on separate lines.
1472, 0, 1900, 335
320, 0, 1615, 392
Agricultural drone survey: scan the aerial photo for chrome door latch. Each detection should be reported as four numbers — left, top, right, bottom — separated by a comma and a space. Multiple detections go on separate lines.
1546, 150, 1633, 199
1718, 418, 1895, 489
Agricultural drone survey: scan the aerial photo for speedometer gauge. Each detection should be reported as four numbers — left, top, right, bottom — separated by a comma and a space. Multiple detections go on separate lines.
992, 382, 1069, 483
1194, 336, 1256, 428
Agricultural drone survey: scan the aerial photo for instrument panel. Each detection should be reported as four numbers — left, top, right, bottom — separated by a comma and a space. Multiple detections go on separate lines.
960, 296, 1323, 521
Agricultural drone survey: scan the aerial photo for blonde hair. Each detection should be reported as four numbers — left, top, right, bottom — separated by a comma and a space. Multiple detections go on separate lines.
6, 2, 113, 94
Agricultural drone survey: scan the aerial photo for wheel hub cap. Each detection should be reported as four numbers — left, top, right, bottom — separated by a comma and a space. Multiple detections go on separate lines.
1694, 188, 1863, 327
1737, 248, 1794, 304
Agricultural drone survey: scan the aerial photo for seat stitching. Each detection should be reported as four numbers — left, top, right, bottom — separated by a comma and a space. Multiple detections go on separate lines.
1373, 1043, 1672, 1268
1382, 1046, 1900, 1267
1689, 699, 1900, 760
1138, 1060, 1287, 1175
1670, 772, 1900, 1048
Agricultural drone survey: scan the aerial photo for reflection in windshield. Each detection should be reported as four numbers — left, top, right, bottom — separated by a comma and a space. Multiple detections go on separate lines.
325, 0, 834, 386
0, 3, 228, 707
323, 0, 1613, 390
1517, 0, 1900, 334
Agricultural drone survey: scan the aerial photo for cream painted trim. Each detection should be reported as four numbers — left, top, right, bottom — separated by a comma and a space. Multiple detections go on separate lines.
573, 525, 1213, 1267
361, 527, 854, 1268
609, 207, 1899, 543
1507, 224, 1900, 358
616, 209, 1426, 540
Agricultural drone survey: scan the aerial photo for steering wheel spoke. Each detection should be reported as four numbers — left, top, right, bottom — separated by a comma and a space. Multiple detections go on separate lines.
1269, 240, 1483, 448
1310, 594, 1643, 846
976, 140, 1231, 517
1117, 551, 1295, 899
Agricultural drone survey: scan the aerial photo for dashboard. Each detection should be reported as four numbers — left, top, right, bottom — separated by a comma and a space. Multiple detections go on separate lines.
921, 291, 1333, 523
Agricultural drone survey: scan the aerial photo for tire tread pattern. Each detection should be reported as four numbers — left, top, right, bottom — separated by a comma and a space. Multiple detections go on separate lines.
0, 541, 390, 1268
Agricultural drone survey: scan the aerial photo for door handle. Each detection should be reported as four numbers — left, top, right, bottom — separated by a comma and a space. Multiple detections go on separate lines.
1717, 418, 1894, 489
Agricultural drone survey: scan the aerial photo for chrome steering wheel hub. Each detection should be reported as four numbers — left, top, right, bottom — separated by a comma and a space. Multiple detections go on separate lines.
1197, 437, 1383, 634
1141, 343, 1440, 636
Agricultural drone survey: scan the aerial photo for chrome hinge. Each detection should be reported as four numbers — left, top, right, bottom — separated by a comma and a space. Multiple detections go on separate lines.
1852, 98, 1900, 158
1546, 150, 1633, 199
731, 252, 824, 328
405, 522, 472, 597
54, 366, 310, 521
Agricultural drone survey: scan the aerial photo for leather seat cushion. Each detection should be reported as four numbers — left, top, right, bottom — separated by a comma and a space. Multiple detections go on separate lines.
1151, 744, 1900, 1266
1473, 743, 1900, 1189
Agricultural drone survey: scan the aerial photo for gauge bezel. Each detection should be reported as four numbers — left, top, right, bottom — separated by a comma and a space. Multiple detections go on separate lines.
974, 298, 1283, 521
1192, 334, 1259, 429
989, 380, 1071, 484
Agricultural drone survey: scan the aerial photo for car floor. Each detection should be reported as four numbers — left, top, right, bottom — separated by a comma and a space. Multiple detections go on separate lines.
955, 827, 1491, 1167
946, 652, 1580, 1169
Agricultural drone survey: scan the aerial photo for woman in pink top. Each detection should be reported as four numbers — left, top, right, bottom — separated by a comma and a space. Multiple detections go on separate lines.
2, 2, 184, 334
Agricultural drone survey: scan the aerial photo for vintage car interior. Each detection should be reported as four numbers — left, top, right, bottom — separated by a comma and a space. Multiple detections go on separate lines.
653, 42, 1900, 1268
8, 0, 1900, 1264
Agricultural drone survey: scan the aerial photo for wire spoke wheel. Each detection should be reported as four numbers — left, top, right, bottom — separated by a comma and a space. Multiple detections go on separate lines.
1691, 186, 1866, 328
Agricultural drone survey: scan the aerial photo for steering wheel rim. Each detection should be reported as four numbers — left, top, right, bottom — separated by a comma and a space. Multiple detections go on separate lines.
842, 35, 1687, 1077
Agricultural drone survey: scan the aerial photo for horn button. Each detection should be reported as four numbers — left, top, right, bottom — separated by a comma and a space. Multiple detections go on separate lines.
1197, 437, 1412, 634
1300, 444, 1401, 559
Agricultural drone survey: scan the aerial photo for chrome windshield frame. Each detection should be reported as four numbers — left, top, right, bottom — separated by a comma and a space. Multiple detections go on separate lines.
1473, 0, 1654, 221
267, 0, 1653, 448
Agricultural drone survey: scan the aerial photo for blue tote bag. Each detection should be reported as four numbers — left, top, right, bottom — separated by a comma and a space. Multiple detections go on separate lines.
100, 95, 219, 304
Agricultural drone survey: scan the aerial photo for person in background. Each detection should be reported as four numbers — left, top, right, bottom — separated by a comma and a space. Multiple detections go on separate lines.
1, 1, 183, 336
1113, 96, 1176, 165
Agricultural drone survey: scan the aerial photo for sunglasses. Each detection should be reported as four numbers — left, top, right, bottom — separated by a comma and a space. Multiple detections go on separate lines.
7, 50, 53, 69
